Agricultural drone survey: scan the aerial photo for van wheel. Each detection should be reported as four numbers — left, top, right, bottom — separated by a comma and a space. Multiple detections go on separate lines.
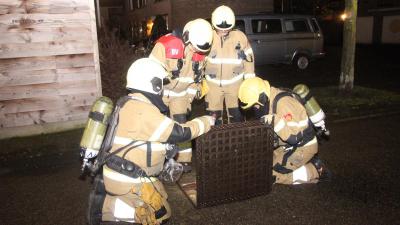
293, 54, 309, 70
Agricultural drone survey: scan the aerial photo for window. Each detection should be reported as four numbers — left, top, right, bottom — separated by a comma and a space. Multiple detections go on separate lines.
130, 0, 147, 9
235, 20, 245, 33
251, 19, 282, 34
311, 19, 320, 32
284, 19, 310, 33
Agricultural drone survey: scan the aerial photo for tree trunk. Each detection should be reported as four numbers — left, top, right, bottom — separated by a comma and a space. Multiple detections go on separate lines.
339, 0, 357, 94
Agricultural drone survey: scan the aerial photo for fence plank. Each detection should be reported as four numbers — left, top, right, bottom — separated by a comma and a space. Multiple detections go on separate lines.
0, 66, 96, 86
0, 79, 98, 101
0, 56, 56, 72
0, 105, 91, 128
0, 0, 90, 15
0, 93, 97, 114
0, 40, 93, 58
0, 27, 92, 44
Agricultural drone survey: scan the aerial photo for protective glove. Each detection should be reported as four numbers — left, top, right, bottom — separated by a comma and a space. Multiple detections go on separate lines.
261, 114, 275, 126
135, 204, 158, 225
140, 182, 163, 210
165, 144, 179, 159
158, 158, 183, 183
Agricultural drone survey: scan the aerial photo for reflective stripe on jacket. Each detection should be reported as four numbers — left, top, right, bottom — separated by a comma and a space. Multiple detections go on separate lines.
269, 87, 315, 147
205, 29, 255, 85
108, 93, 212, 176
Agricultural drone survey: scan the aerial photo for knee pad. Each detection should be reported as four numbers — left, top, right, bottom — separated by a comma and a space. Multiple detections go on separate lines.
173, 113, 187, 123
228, 107, 244, 123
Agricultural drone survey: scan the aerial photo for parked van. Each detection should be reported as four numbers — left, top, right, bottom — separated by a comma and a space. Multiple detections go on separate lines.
235, 14, 325, 69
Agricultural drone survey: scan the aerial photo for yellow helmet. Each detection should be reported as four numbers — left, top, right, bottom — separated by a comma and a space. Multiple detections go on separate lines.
238, 77, 270, 109
211, 5, 235, 31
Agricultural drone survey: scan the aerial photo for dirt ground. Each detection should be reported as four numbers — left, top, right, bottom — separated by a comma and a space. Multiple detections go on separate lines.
1, 115, 400, 225
1, 45, 400, 225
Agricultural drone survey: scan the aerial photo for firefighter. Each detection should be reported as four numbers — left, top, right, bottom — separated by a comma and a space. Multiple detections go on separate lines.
97, 58, 215, 224
238, 77, 330, 185
149, 18, 213, 123
204, 5, 255, 125
149, 19, 213, 166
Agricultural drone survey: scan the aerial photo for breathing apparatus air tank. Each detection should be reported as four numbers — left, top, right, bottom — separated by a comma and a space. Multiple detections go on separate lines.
79, 96, 114, 172
293, 84, 329, 137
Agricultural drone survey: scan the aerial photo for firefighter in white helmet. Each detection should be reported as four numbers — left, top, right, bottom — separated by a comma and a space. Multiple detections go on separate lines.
238, 77, 330, 185
149, 18, 213, 123
205, 5, 255, 125
149, 18, 213, 166
92, 58, 214, 225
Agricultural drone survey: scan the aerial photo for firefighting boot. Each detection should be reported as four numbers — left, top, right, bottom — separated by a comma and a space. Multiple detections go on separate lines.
228, 107, 244, 123
310, 156, 332, 183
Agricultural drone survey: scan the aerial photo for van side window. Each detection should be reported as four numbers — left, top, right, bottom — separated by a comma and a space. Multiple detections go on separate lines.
284, 19, 310, 33
311, 19, 320, 32
251, 19, 282, 34
235, 20, 246, 33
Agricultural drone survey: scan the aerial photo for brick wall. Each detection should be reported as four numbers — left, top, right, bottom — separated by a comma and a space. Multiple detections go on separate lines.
171, 0, 273, 29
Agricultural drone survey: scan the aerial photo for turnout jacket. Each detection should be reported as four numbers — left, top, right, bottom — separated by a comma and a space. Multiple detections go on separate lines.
269, 87, 316, 148
205, 29, 255, 86
150, 37, 205, 100
104, 93, 213, 177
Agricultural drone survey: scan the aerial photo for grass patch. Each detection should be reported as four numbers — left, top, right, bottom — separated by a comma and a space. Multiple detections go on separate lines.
312, 86, 400, 118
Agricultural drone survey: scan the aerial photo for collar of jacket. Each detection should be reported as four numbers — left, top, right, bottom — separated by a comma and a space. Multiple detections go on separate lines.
128, 89, 169, 115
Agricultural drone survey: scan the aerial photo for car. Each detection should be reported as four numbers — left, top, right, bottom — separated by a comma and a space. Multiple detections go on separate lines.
235, 13, 325, 70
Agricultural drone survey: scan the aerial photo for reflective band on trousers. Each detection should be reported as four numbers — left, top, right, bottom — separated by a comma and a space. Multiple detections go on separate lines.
114, 198, 136, 222
103, 166, 158, 183
205, 74, 244, 86
292, 165, 308, 184
163, 89, 187, 97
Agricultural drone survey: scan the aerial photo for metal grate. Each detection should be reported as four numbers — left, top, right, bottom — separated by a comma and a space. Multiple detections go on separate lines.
193, 121, 274, 208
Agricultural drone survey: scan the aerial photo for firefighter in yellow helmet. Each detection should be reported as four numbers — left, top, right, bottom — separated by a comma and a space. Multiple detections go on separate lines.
205, 5, 255, 125
149, 18, 213, 167
238, 77, 330, 185
92, 58, 215, 225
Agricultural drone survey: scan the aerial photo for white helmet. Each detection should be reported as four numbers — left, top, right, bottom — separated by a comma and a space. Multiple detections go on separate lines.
182, 19, 213, 53
211, 5, 235, 31
126, 58, 168, 95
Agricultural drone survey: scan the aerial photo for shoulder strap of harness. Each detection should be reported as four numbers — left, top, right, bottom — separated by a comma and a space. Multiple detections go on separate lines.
91, 96, 146, 174
272, 88, 306, 114
272, 91, 294, 114
156, 34, 184, 59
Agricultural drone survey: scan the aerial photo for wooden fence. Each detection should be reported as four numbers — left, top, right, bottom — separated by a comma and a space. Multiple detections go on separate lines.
0, 0, 102, 139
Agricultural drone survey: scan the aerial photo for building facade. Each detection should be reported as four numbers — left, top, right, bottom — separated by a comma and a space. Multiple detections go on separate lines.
357, 0, 400, 44
123, 0, 273, 42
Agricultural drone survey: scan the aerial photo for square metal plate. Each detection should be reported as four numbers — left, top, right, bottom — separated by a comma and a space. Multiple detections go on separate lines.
178, 121, 274, 208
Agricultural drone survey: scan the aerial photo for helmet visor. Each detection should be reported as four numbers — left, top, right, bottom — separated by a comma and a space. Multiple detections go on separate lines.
215, 21, 232, 29
239, 100, 253, 109
196, 42, 211, 52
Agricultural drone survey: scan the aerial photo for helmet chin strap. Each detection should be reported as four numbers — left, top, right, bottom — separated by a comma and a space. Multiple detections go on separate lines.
254, 93, 270, 119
